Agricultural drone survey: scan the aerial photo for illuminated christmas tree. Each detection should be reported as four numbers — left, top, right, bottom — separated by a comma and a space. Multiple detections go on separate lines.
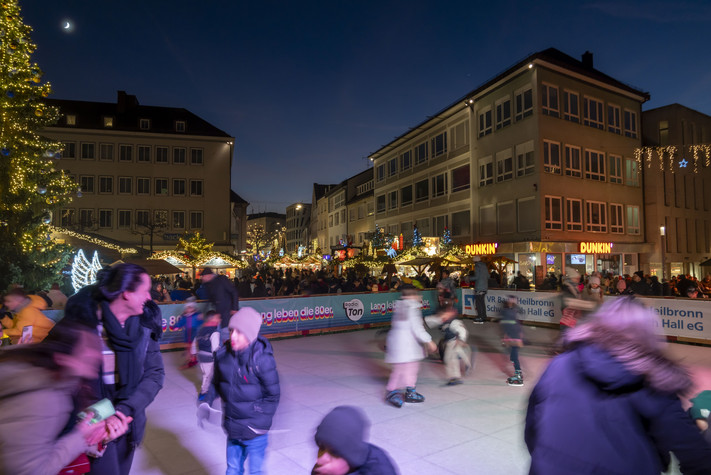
441, 226, 452, 247
412, 225, 422, 247
0, 0, 78, 290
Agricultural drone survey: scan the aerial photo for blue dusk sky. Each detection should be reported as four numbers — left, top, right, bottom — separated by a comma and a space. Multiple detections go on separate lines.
21, 0, 711, 212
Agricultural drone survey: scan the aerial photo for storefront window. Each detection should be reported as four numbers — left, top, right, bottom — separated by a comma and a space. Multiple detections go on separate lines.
596, 254, 620, 276
546, 253, 562, 276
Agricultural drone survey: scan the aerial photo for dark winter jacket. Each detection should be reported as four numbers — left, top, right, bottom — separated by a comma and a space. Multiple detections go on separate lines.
205, 275, 239, 327
61, 285, 165, 447
206, 336, 280, 441
350, 444, 398, 475
499, 306, 522, 340
525, 344, 711, 475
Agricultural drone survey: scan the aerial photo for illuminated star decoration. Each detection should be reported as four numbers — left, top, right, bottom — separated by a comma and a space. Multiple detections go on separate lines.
679, 158, 688, 168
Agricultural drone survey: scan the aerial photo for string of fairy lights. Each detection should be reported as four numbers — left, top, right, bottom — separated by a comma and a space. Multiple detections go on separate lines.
634, 145, 711, 174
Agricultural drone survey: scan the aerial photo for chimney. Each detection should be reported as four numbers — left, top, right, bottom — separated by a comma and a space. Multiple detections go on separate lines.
582, 51, 593, 69
116, 90, 139, 113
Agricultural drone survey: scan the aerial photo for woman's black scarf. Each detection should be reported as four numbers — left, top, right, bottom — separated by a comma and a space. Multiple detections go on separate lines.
99, 301, 142, 401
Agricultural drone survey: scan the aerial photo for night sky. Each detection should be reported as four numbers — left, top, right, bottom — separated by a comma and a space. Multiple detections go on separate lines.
21, 0, 711, 212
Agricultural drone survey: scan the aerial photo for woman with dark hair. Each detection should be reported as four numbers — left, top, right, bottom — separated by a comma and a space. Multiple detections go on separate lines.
525, 297, 711, 474
61, 263, 165, 475
0, 321, 107, 475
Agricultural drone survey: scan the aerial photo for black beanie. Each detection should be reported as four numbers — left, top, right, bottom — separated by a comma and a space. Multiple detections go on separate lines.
314, 406, 369, 469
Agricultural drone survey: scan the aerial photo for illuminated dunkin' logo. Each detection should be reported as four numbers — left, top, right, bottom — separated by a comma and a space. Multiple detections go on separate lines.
343, 299, 365, 322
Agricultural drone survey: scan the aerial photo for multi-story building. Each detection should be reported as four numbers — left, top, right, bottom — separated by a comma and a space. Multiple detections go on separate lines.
246, 212, 286, 255
641, 104, 711, 278
42, 91, 235, 253
311, 184, 336, 254
346, 168, 374, 247
369, 48, 650, 283
230, 191, 249, 255
285, 202, 311, 254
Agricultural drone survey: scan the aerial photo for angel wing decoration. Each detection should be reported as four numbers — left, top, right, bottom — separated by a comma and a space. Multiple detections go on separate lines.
71, 249, 103, 292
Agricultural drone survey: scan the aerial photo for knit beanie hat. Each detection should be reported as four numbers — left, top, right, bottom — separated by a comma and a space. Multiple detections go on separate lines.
589, 276, 601, 286
314, 406, 369, 469
228, 307, 262, 343
565, 268, 580, 280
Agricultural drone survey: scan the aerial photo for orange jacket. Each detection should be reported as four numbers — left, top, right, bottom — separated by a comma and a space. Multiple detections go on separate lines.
1, 295, 55, 343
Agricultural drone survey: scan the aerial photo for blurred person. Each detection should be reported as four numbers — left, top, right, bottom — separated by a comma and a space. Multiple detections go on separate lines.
525, 297, 711, 474
150, 281, 171, 303
312, 406, 398, 475
175, 297, 202, 369
48, 283, 69, 310
649, 275, 663, 296
0, 321, 108, 475
60, 263, 164, 475
582, 275, 604, 306
198, 307, 280, 475
194, 310, 221, 401
559, 268, 588, 331
425, 298, 471, 386
169, 280, 194, 301
472, 256, 488, 323
630, 270, 651, 296
685, 285, 705, 299
1, 287, 54, 344
384, 284, 437, 407
200, 268, 240, 342
498, 295, 524, 386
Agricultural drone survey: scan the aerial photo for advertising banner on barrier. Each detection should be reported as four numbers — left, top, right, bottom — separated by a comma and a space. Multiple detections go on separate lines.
460, 288, 711, 341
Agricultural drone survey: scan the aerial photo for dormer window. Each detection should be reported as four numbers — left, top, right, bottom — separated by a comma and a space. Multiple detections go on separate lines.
66, 114, 76, 126
103, 116, 114, 128
175, 120, 186, 132
139, 118, 150, 130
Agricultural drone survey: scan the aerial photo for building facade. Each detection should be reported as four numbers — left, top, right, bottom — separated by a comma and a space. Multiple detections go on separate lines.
369, 49, 650, 283
285, 202, 312, 254
641, 104, 711, 278
42, 91, 235, 253
230, 190, 249, 255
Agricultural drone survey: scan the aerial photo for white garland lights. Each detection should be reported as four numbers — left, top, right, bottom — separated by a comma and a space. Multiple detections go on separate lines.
635, 145, 707, 174
50, 226, 138, 254
71, 249, 102, 292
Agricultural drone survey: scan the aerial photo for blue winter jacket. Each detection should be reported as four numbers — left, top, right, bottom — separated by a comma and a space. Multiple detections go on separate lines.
525, 344, 711, 474
207, 336, 280, 440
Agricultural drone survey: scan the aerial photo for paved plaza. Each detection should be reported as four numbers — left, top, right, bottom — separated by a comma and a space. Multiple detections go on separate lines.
132, 320, 711, 474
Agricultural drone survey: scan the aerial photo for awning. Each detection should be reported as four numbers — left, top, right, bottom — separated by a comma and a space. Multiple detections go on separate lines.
111, 258, 183, 275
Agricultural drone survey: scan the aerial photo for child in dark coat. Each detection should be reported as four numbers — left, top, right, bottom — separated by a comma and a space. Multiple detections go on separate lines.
498, 295, 524, 386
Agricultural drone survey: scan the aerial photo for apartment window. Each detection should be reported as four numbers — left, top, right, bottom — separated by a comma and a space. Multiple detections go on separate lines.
451, 164, 470, 193
98, 176, 113, 194
415, 218, 430, 237
63, 142, 76, 159
583, 97, 604, 129
136, 210, 149, 227
545, 196, 563, 230
496, 149, 513, 182
432, 173, 448, 198
541, 84, 559, 117
479, 157, 494, 186
137, 177, 150, 195
566, 198, 583, 231
155, 146, 168, 163
451, 120, 469, 149
517, 197, 536, 232
564, 145, 582, 177
137, 145, 151, 163
495, 97, 512, 129
190, 179, 203, 196
610, 203, 624, 234
99, 143, 114, 161
585, 150, 606, 181
451, 210, 470, 236
367, 202, 374, 216
609, 154, 623, 184
376, 164, 385, 182
187, 148, 203, 165
155, 178, 168, 195
376, 194, 386, 213
329, 215, 334, 227
626, 205, 640, 235
119, 144, 133, 162
118, 177, 132, 194
623, 109, 638, 138
586, 201, 607, 232
118, 210, 131, 228
65, 114, 76, 126
659, 120, 669, 145
415, 142, 428, 164
103, 116, 114, 128
388, 190, 398, 210
543, 140, 561, 174
478, 108, 492, 137
388, 157, 397, 177
515, 87, 533, 121
60, 209, 75, 227
173, 147, 186, 164
98, 209, 113, 228
358, 205, 365, 219
349, 209, 356, 222
516, 141, 534, 177
81, 142, 95, 160
175, 120, 186, 132
401, 185, 413, 206
563, 90, 579, 122
79, 209, 94, 228
400, 150, 412, 171
173, 179, 186, 196
139, 118, 150, 130
625, 158, 640, 187
80, 176, 94, 193
173, 211, 185, 229
433, 215, 448, 237
431, 131, 448, 157
415, 179, 429, 202
155, 210, 168, 226
608, 105, 621, 134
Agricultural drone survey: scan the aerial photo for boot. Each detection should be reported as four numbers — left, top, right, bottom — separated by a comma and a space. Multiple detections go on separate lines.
385, 390, 404, 408
507, 370, 524, 387
405, 386, 425, 403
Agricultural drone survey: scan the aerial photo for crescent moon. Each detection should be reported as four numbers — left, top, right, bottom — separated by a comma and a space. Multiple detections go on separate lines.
64, 21, 71, 29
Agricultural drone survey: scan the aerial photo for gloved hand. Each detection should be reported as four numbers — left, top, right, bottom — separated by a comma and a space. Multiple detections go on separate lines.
197, 403, 210, 429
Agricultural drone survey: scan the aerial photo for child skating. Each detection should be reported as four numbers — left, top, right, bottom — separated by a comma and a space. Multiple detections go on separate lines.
425, 298, 472, 386
498, 295, 524, 386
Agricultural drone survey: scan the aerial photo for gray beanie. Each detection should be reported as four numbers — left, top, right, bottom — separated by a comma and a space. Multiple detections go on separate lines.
315, 406, 370, 469
228, 307, 262, 343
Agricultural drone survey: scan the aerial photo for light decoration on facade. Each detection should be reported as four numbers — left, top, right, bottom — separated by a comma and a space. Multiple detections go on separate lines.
634, 145, 709, 173
49, 226, 138, 254
71, 249, 102, 292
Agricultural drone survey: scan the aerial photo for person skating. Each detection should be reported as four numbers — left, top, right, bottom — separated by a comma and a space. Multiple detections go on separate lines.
425, 298, 471, 386
498, 295, 524, 386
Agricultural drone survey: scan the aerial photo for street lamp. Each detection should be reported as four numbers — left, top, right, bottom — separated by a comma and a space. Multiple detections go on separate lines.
659, 225, 666, 282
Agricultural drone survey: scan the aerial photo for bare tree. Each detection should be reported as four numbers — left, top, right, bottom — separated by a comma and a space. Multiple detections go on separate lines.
133, 213, 167, 253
